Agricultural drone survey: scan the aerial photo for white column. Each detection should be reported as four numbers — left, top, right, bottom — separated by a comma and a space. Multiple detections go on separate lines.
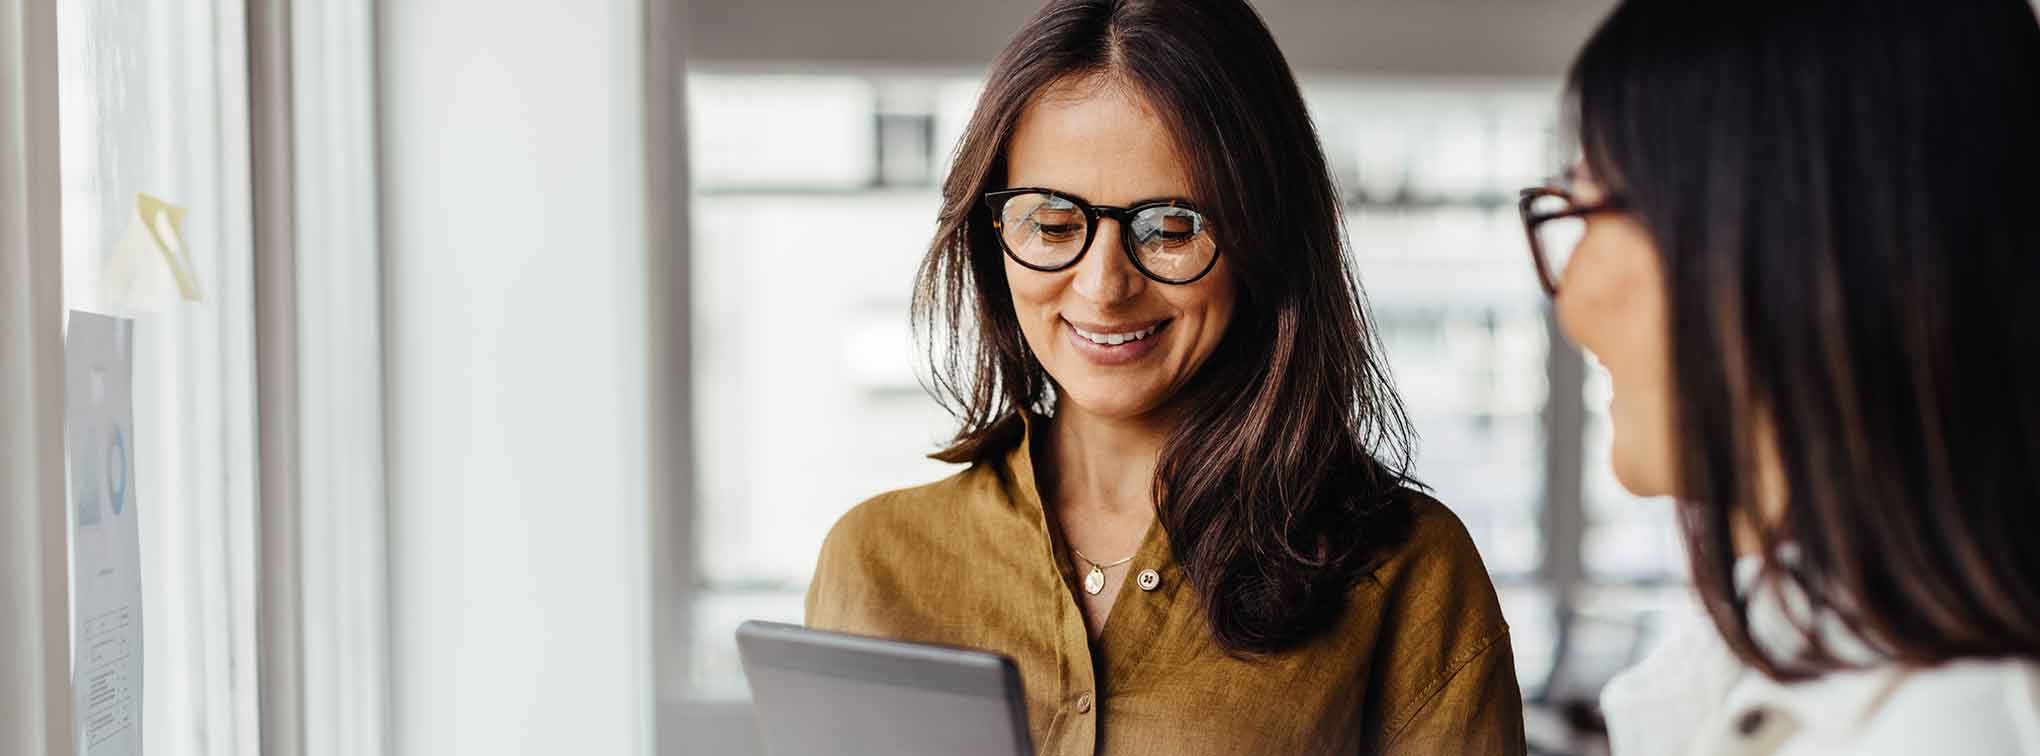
378, 0, 652, 754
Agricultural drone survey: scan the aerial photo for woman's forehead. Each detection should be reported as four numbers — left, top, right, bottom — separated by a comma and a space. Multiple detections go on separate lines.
1004, 78, 1197, 204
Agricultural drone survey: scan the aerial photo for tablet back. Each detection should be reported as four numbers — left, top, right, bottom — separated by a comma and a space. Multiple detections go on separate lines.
736, 621, 1034, 756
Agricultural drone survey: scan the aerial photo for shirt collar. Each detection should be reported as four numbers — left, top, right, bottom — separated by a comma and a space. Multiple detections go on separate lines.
999, 410, 1048, 516
1742, 549, 1883, 667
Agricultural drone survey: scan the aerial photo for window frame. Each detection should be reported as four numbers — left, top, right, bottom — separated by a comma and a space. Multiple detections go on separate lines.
646, 0, 765, 750
285, 0, 390, 752
0, 0, 75, 752
252, 0, 393, 753
250, 0, 308, 751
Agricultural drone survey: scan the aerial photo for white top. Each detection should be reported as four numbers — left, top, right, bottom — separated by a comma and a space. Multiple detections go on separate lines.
1601, 561, 2040, 756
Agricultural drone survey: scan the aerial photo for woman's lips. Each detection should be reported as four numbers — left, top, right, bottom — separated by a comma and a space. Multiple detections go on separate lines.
1063, 317, 1171, 366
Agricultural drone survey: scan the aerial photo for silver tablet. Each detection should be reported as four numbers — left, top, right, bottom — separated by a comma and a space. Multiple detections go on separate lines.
736, 621, 1034, 756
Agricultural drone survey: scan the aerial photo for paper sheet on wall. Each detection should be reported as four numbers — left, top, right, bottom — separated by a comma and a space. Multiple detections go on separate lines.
66, 311, 143, 756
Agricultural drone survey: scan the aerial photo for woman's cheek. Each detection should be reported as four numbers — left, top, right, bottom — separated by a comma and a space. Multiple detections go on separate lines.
1557, 227, 1680, 497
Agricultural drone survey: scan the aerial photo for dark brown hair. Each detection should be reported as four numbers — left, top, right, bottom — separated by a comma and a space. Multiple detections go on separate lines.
1569, 0, 2040, 678
912, 0, 1417, 654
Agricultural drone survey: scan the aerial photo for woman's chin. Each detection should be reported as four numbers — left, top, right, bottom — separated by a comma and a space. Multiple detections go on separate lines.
1609, 448, 1673, 499
1055, 383, 1167, 423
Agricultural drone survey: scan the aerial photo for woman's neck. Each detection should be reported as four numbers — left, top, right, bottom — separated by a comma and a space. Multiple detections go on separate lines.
1044, 399, 1168, 517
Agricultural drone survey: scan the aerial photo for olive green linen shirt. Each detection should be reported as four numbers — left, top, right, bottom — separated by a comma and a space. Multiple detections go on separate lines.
806, 420, 1526, 756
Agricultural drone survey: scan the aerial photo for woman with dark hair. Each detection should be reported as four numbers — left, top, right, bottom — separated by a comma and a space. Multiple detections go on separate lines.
1523, 0, 2040, 753
806, 0, 1523, 753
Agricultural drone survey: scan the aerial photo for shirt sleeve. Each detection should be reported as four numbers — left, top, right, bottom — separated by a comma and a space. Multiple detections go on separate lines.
1380, 628, 1527, 756
803, 495, 868, 631
802, 548, 835, 628
803, 490, 901, 634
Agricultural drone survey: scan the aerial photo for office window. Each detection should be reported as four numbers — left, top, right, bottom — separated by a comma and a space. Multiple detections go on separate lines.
684, 72, 1688, 702
57, 1, 262, 753
53, 2, 392, 753
687, 188, 958, 697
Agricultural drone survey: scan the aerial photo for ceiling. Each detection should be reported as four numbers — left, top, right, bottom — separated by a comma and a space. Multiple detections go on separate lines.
687, 0, 1622, 77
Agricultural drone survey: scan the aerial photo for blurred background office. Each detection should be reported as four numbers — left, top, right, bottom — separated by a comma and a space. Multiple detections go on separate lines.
681, 2, 1685, 753
1, 1, 1714, 755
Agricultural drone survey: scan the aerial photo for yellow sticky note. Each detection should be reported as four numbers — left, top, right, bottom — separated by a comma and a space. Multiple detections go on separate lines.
101, 193, 204, 312
135, 193, 203, 302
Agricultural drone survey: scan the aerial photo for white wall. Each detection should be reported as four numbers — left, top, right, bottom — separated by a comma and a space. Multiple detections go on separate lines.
379, 1, 650, 754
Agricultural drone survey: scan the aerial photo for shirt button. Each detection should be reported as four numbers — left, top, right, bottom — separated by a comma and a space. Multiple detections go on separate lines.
1137, 569, 1161, 591
1735, 707, 1768, 736
1076, 692, 1093, 714
1728, 703, 1804, 749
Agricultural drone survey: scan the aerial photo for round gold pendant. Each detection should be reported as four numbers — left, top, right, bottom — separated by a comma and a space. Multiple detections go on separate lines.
1083, 567, 1107, 595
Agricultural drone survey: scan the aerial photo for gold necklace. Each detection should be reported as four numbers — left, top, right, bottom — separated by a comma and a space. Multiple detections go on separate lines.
1069, 545, 1136, 595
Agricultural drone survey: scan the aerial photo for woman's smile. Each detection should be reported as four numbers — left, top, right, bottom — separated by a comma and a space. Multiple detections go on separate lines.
1062, 317, 1172, 365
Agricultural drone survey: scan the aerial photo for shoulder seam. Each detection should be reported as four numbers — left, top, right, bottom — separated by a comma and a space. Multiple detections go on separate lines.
1382, 623, 1512, 748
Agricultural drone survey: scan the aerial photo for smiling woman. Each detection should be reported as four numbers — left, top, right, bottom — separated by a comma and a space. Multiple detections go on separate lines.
803, 1, 1525, 754
992, 78, 1236, 420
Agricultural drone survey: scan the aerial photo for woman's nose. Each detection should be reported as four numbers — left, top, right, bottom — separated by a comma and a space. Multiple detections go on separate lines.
1071, 218, 1144, 304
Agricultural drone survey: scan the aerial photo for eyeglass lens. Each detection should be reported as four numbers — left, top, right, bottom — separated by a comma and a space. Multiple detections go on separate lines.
996, 191, 1216, 283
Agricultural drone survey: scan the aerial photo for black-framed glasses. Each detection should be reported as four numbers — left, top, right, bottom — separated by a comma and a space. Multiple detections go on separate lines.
1519, 186, 1627, 296
983, 187, 1220, 285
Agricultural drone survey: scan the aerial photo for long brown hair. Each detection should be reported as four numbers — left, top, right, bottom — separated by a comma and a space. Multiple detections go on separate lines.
1570, 0, 2040, 678
912, 0, 1418, 654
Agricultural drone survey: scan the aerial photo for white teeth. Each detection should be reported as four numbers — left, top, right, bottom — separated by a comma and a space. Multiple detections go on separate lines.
1070, 322, 1161, 345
